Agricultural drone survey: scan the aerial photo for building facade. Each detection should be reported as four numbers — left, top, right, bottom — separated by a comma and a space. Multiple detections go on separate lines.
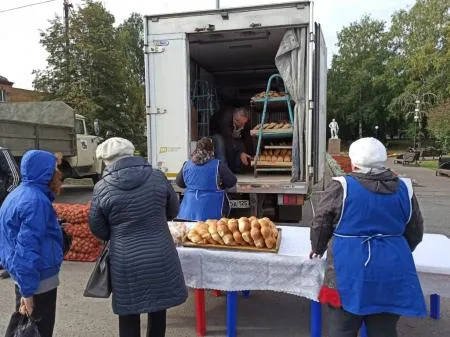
0, 75, 41, 103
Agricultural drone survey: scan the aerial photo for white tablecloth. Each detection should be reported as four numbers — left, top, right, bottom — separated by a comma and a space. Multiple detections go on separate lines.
413, 234, 450, 297
177, 226, 450, 301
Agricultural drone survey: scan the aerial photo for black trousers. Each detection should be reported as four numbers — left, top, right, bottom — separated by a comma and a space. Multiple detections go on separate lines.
119, 310, 167, 337
328, 305, 400, 337
7, 286, 57, 337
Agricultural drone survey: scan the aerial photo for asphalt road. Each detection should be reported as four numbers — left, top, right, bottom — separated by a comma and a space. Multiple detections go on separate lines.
1, 163, 449, 336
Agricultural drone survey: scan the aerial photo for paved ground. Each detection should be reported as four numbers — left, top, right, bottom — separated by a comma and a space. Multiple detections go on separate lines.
386, 159, 450, 237
1, 163, 449, 336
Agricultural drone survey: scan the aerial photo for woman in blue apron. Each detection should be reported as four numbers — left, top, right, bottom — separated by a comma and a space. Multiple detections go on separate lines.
310, 137, 426, 337
176, 137, 237, 221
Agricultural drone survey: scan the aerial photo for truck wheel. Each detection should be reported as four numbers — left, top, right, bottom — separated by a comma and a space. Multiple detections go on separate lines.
92, 174, 100, 185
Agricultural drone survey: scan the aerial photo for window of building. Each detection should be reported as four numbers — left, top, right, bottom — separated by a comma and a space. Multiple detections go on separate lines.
0, 89, 7, 103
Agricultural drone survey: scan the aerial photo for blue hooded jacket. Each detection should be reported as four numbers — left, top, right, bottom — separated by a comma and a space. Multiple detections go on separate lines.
0, 150, 63, 297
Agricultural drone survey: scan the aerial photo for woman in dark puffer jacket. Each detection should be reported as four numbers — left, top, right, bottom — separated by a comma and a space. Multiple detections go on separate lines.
89, 137, 188, 337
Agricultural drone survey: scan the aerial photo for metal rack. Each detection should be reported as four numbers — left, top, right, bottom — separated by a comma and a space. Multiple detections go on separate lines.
191, 80, 218, 138
251, 74, 294, 177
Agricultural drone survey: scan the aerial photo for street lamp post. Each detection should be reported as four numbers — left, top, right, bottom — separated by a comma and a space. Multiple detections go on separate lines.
375, 125, 379, 139
402, 93, 438, 150
414, 114, 419, 149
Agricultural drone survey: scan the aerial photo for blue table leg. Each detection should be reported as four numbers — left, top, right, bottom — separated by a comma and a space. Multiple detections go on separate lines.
430, 294, 441, 320
227, 291, 238, 337
310, 300, 322, 337
361, 323, 368, 337
242, 290, 251, 298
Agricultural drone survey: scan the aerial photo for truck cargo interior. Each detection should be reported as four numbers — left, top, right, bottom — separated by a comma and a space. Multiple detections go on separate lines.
188, 27, 302, 183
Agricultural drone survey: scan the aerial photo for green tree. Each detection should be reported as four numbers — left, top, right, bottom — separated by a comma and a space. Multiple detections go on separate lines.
33, 1, 146, 147
428, 100, 450, 151
387, 0, 450, 114
116, 13, 146, 153
327, 16, 392, 141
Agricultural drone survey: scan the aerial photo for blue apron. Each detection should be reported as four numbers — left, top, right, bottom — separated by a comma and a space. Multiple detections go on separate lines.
177, 159, 226, 221
332, 176, 427, 316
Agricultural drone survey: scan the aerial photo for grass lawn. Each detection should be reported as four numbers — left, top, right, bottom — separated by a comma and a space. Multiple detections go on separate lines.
419, 160, 439, 170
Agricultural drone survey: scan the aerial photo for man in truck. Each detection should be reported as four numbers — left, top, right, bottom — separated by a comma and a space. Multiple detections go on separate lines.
210, 105, 253, 173
0, 146, 20, 279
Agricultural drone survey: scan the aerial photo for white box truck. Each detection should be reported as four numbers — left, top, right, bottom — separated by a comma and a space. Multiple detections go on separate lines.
144, 1, 327, 221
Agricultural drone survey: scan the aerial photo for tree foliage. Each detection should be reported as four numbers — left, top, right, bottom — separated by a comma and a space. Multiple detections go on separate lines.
327, 16, 392, 141
33, 1, 145, 149
428, 100, 450, 151
328, 0, 450, 145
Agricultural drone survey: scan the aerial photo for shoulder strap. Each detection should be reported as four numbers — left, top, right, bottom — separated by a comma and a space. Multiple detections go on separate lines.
399, 177, 413, 200
332, 176, 348, 230
399, 177, 413, 224
332, 176, 348, 199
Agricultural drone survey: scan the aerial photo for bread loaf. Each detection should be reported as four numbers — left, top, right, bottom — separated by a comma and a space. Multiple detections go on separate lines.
186, 217, 279, 250
250, 221, 265, 248
187, 228, 204, 244
219, 225, 236, 246
208, 220, 224, 244
238, 217, 253, 245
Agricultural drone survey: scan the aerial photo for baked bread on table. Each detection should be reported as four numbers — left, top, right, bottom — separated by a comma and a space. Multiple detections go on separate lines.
185, 217, 279, 249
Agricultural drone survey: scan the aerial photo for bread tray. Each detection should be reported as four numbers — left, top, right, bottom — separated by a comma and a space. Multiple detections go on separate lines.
251, 161, 292, 168
182, 228, 282, 254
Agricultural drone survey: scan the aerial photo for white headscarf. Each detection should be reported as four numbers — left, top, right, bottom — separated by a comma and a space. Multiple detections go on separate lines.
96, 137, 135, 166
349, 137, 387, 174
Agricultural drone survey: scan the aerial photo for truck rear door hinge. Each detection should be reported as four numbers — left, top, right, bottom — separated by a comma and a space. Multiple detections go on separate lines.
146, 45, 165, 54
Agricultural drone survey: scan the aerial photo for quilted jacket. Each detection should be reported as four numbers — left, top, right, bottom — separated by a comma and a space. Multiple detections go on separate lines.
89, 156, 188, 315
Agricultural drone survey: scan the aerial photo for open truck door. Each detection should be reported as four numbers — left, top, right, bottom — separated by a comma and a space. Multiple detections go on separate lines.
144, 32, 190, 177
312, 23, 327, 186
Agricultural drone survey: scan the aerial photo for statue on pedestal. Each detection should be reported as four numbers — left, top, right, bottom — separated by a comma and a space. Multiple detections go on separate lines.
329, 119, 339, 139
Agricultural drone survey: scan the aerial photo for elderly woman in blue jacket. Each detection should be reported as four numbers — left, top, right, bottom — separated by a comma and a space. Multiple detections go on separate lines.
0, 150, 63, 337
176, 137, 237, 221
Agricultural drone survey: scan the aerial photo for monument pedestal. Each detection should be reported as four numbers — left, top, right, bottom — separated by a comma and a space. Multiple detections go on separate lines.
328, 138, 341, 155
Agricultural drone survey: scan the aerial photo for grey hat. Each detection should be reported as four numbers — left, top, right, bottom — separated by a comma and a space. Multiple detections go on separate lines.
96, 137, 135, 166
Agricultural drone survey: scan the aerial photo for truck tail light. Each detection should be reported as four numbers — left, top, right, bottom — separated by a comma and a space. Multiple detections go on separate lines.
278, 194, 304, 206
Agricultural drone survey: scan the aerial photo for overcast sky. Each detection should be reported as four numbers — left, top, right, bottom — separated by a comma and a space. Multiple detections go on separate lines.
0, 0, 415, 89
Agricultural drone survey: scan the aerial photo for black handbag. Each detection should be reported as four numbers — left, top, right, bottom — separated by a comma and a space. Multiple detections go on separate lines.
83, 241, 111, 298
61, 228, 72, 256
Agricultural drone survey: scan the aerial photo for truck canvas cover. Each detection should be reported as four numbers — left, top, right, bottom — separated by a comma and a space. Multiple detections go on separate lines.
0, 101, 75, 128
0, 101, 76, 156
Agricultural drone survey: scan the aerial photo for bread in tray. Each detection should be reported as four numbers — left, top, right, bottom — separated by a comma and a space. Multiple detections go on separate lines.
184, 217, 279, 250
257, 148, 292, 163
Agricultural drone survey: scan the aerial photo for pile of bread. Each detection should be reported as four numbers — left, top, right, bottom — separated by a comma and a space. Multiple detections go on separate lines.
258, 148, 292, 163
185, 217, 279, 249
252, 122, 291, 131
252, 90, 286, 99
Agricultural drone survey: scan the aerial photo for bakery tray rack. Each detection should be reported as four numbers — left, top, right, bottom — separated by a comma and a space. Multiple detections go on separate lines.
251, 74, 294, 177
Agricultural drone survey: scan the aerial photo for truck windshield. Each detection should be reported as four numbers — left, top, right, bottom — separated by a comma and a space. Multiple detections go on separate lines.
75, 119, 85, 135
